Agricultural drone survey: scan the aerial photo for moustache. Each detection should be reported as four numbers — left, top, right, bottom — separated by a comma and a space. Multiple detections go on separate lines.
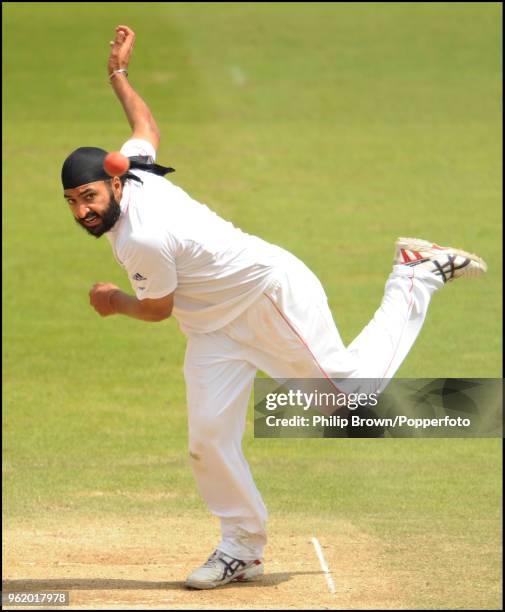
83, 212, 100, 222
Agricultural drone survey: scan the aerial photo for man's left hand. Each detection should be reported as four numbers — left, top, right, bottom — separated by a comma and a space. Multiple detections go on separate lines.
108, 25, 135, 76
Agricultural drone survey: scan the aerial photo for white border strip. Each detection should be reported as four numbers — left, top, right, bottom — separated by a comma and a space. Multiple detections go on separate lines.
311, 537, 336, 595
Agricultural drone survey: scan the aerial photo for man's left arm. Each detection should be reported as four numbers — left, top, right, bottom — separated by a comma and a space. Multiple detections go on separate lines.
89, 283, 173, 322
108, 25, 160, 151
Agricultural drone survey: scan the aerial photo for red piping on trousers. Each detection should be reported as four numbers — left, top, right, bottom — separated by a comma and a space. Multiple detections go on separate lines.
262, 292, 343, 395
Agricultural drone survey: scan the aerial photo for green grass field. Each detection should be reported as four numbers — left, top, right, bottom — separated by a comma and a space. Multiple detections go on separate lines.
3, 3, 502, 609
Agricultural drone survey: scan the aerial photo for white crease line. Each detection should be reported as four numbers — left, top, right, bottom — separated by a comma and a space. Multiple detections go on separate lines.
311, 536, 336, 595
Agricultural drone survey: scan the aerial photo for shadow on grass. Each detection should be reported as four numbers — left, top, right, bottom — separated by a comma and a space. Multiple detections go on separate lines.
3, 571, 323, 591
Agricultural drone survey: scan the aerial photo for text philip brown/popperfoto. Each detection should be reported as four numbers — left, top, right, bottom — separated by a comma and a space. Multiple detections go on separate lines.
263, 389, 472, 430
265, 414, 472, 429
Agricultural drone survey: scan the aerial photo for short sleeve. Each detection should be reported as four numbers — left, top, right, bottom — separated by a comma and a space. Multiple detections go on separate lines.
120, 138, 157, 161
122, 232, 177, 300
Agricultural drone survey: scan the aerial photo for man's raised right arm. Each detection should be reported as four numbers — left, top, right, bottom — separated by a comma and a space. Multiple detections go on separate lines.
108, 25, 160, 151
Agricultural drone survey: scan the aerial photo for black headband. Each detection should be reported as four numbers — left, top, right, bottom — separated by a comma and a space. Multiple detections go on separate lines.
61, 147, 175, 190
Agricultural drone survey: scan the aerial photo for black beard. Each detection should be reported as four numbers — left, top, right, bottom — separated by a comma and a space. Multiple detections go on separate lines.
75, 184, 122, 238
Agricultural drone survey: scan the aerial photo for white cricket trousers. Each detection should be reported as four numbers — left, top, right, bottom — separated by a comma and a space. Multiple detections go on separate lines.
183, 251, 444, 561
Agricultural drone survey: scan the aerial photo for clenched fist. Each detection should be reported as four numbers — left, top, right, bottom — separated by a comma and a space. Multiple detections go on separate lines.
89, 283, 121, 317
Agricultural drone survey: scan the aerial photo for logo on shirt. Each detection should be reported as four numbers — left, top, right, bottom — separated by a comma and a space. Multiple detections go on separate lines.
132, 272, 147, 281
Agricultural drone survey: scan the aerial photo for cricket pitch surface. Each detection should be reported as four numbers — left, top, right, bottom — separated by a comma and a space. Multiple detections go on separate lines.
3, 515, 404, 610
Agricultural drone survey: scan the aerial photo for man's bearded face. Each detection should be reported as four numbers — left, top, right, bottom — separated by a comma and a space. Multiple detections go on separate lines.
64, 180, 122, 238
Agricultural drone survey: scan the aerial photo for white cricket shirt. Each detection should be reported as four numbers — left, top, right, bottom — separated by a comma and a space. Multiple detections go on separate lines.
106, 139, 286, 335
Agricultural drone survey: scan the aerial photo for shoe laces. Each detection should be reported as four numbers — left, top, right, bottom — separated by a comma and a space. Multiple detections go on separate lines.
202, 550, 220, 568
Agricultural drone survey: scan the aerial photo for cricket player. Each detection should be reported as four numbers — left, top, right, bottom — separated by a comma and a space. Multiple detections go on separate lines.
62, 26, 487, 590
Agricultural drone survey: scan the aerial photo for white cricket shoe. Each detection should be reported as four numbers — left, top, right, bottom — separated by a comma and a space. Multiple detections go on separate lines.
394, 237, 488, 283
185, 549, 264, 590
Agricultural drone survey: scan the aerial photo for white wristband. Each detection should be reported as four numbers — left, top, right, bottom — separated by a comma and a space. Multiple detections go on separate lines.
109, 69, 128, 83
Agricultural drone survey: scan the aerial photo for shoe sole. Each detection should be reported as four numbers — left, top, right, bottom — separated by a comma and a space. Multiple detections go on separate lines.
396, 236, 488, 277
185, 563, 264, 590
